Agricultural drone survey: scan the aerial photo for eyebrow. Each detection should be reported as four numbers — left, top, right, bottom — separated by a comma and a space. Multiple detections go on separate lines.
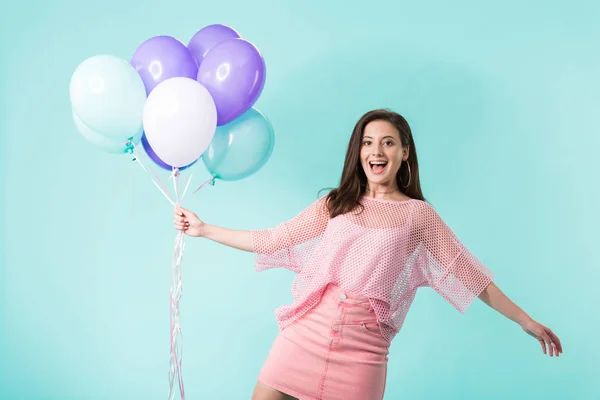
362, 136, 396, 140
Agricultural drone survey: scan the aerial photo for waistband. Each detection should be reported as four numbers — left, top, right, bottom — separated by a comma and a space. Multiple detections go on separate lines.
322, 284, 372, 310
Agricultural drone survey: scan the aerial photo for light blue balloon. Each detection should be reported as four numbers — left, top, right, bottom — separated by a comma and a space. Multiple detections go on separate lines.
69, 54, 146, 141
202, 108, 274, 181
72, 110, 142, 154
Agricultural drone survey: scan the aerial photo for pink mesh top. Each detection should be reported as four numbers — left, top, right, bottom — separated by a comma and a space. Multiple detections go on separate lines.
251, 195, 495, 343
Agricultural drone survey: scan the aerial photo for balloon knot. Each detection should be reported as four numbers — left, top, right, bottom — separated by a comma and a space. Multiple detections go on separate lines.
125, 140, 134, 155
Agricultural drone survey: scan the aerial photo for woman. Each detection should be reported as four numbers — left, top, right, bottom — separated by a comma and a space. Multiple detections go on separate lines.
174, 109, 563, 400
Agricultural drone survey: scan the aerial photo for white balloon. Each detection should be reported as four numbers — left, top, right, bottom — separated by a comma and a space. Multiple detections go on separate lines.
143, 77, 217, 168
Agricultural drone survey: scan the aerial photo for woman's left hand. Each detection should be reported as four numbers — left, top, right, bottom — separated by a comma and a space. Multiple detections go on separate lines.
520, 318, 563, 357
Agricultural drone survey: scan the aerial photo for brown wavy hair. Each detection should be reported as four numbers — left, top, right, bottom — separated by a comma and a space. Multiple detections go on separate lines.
322, 109, 426, 218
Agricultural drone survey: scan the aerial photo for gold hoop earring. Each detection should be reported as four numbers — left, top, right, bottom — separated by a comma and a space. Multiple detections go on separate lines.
403, 161, 411, 188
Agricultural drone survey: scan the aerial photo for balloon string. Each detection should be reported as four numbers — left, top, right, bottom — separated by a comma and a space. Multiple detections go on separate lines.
192, 175, 216, 194
168, 234, 186, 398
168, 170, 186, 400
180, 174, 193, 204
168, 231, 186, 400
131, 145, 175, 206
172, 167, 180, 204
131, 148, 212, 400
128, 144, 212, 399
167, 171, 210, 398
127, 143, 184, 398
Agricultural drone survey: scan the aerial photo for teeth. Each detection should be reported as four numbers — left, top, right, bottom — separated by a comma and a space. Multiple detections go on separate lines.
370, 161, 387, 165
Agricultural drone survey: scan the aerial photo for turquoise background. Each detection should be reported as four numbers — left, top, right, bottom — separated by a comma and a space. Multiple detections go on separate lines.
1, 0, 598, 399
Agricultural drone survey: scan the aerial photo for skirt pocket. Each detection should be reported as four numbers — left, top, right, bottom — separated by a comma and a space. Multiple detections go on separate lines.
359, 321, 383, 338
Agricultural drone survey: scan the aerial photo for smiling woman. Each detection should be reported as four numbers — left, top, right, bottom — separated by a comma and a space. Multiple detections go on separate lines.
325, 109, 425, 219
174, 109, 563, 400
363, 122, 404, 179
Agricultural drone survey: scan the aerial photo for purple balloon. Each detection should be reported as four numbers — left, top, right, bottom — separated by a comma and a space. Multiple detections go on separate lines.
197, 38, 266, 126
187, 24, 241, 66
131, 36, 198, 95
141, 134, 195, 171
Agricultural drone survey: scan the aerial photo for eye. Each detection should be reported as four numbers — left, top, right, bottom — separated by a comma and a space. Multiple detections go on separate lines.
362, 140, 372, 146
384, 141, 394, 146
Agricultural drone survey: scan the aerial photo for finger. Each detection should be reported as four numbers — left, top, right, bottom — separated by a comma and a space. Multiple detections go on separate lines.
541, 333, 554, 356
538, 338, 547, 355
175, 205, 190, 215
178, 206, 197, 218
551, 342, 559, 357
547, 330, 563, 354
174, 216, 188, 224
177, 206, 190, 215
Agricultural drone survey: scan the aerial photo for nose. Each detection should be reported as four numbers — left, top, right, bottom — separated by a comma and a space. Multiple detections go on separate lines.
372, 143, 384, 156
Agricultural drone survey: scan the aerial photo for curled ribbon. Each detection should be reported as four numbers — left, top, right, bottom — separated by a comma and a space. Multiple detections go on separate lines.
130, 145, 215, 399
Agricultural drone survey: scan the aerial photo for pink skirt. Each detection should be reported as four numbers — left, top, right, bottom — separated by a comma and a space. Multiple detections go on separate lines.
258, 284, 390, 400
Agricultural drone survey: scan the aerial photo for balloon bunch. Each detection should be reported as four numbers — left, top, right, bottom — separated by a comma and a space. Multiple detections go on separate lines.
68, 24, 273, 400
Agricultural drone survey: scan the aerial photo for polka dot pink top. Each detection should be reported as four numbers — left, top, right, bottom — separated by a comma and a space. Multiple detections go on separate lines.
251, 195, 495, 343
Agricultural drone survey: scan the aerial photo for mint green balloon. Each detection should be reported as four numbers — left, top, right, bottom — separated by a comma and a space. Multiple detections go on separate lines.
202, 108, 274, 181
69, 55, 146, 141
72, 110, 142, 154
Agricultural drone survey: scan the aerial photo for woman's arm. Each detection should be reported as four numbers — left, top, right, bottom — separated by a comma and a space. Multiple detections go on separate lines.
202, 223, 253, 252
174, 206, 253, 252
174, 195, 330, 259
478, 282, 563, 357
478, 281, 530, 325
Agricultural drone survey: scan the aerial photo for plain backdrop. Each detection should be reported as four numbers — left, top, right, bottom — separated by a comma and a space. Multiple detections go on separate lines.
1, 0, 598, 398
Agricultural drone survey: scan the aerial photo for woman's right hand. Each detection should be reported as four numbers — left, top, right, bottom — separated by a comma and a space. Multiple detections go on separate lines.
174, 206, 205, 237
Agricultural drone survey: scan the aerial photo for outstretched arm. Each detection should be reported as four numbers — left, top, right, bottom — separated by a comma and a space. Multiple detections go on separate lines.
174, 206, 253, 252
174, 196, 330, 274
203, 224, 253, 252
477, 282, 529, 325
478, 282, 563, 357
413, 202, 564, 358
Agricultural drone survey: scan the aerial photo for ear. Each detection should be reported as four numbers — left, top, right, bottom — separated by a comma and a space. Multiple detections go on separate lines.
403, 146, 410, 161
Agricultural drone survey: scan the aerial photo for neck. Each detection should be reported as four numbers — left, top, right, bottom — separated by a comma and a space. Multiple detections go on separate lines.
365, 183, 400, 197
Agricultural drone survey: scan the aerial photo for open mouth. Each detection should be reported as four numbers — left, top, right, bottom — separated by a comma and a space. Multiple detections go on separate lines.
369, 161, 388, 174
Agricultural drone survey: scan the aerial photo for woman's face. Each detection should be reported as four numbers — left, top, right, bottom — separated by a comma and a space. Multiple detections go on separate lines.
360, 120, 408, 188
